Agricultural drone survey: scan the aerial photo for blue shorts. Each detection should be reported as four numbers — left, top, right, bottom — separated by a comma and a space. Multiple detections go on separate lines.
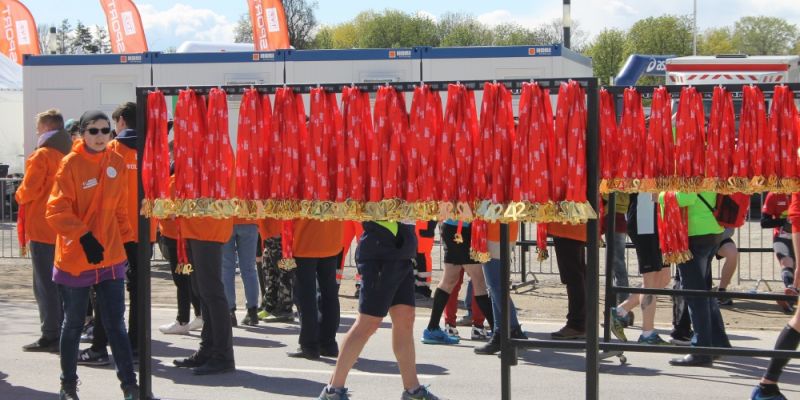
357, 259, 416, 317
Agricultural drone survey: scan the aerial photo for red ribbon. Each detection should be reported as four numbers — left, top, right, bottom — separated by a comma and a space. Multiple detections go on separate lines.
598, 89, 618, 181
174, 89, 205, 200
705, 87, 736, 181
17, 204, 26, 256
772, 85, 799, 180
648, 87, 674, 180
619, 88, 645, 180
143, 90, 170, 202
410, 85, 442, 202
439, 83, 478, 203
308, 87, 341, 202
676, 87, 706, 180
341, 87, 371, 202
236, 88, 266, 200
371, 86, 408, 201
658, 192, 690, 263
205, 88, 234, 200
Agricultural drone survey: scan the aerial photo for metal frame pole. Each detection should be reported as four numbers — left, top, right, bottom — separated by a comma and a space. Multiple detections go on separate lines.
135, 89, 155, 400
585, 79, 601, 400
603, 193, 617, 342
500, 222, 512, 400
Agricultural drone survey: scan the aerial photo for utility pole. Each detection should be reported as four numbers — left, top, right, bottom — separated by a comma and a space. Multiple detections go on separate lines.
692, 0, 697, 55
563, 0, 571, 49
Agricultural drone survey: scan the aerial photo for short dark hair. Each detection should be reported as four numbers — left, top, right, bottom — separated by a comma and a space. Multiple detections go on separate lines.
112, 102, 137, 130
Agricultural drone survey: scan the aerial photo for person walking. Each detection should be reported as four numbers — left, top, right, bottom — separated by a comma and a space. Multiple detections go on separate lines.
16, 109, 71, 353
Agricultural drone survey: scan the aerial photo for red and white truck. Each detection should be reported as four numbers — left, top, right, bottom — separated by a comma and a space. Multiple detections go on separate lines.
666, 54, 800, 85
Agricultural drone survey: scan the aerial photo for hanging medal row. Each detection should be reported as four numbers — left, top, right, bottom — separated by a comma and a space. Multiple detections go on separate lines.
600, 84, 800, 194
140, 81, 597, 225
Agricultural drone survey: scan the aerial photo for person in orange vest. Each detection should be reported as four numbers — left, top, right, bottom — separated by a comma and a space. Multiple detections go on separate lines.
172, 197, 236, 375
46, 110, 138, 399
288, 219, 343, 359
15, 109, 72, 352
414, 220, 436, 299
550, 222, 588, 340
78, 102, 156, 366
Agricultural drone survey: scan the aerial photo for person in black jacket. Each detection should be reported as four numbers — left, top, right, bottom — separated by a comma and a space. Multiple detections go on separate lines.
318, 221, 440, 400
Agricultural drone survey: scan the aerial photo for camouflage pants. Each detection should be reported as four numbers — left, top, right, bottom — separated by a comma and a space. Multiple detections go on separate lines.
262, 237, 294, 314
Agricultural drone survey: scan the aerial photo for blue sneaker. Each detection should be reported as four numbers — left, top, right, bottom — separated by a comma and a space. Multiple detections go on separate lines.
318, 386, 349, 400
422, 327, 460, 345
751, 385, 787, 400
402, 385, 441, 400
637, 332, 669, 345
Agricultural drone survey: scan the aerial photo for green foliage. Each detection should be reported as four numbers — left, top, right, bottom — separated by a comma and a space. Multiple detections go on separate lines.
732, 16, 798, 55
355, 9, 439, 48
438, 13, 492, 47
586, 28, 627, 85
625, 15, 693, 57
71, 21, 99, 54
234, 13, 252, 44
698, 27, 736, 55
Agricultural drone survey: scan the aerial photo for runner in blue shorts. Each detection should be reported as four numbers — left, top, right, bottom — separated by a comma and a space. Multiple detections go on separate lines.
319, 221, 441, 400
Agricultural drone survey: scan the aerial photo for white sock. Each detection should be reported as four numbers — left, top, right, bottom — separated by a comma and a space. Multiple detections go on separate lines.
641, 330, 654, 337
616, 307, 628, 318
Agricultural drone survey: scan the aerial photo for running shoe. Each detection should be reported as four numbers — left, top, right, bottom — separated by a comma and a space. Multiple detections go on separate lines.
402, 385, 441, 400
444, 323, 460, 338
187, 316, 203, 331
77, 348, 110, 366
750, 385, 787, 400
422, 327, 460, 345
159, 320, 190, 335
455, 315, 472, 327
318, 386, 350, 400
471, 326, 489, 341
637, 332, 669, 345
609, 307, 628, 342
122, 384, 140, 400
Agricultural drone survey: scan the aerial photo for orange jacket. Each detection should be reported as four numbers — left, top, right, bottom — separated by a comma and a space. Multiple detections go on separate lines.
487, 222, 520, 243
293, 219, 343, 258
258, 218, 281, 239
107, 140, 156, 243
15, 147, 67, 244
548, 223, 587, 242
180, 216, 233, 244
46, 143, 133, 276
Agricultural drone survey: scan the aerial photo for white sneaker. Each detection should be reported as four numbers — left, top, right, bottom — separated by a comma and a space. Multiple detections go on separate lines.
444, 323, 460, 338
471, 326, 489, 341
159, 320, 190, 335
187, 316, 204, 331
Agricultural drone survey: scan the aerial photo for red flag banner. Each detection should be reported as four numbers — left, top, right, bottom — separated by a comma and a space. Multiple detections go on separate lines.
99, 0, 148, 53
247, 0, 290, 50
0, 0, 40, 64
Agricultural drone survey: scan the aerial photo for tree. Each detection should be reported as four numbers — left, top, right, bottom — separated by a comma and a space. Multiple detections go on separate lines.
625, 15, 693, 57
794, 39, 800, 55
492, 23, 538, 46
355, 9, 439, 48
233, 13, 252, 43
732, 16, 798, 55
71, 21, 98, 54
57, 19, 72, 54
698, 27, 736, 55
586, 28, 627, 85
92, 26, 111, 54
311, 25, 334, 48
438, 13, 492, 47
539, 18, 589, 52
283, 0, 319, 49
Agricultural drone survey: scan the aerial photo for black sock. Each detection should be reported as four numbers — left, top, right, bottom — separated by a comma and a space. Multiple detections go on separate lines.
427, 288, 451, 331
474, 294, 494, 329
764, 325, 800, 382
758, 383, 780, 396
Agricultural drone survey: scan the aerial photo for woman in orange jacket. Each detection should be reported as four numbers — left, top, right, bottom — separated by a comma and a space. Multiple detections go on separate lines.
15, 109, 71, 353
46, 110, 138, 399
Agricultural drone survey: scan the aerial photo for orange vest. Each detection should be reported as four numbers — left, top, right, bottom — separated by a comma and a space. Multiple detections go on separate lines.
293, 219, 343, 258
15, 147, 66, 244
46, 143, 133, 276
487, 222, 520, 243
548, 223, 587, 242
107, 140, 156, 243
258, 218, 281, 239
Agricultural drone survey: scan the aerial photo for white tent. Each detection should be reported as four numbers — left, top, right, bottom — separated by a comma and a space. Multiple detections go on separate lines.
0, 54, 24, 174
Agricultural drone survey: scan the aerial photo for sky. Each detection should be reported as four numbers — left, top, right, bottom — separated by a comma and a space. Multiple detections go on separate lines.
19, 0, 800, 51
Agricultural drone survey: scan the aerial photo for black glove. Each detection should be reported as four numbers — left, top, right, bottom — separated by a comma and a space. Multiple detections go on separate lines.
79, 232, 105, 265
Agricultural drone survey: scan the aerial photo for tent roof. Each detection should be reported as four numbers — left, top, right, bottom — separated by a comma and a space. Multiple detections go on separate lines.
0, 54, 22, 90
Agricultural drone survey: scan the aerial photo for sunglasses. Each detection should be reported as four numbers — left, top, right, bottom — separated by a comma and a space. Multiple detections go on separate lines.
84, 127, 112, 135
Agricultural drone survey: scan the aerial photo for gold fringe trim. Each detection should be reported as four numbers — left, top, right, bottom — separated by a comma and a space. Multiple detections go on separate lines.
536, 247, 549, 262
278, 258, 297, 271
469, 249, 491, 264
175, 263, 193, 275
663, 250, 693, 265
599, 176, 800, 194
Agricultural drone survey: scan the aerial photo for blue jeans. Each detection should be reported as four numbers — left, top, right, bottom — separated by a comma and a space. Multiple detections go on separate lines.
59, 278, 135, 388
609, 231, 630, 303
222, 224, 261, 309
483, 259, 520, 333
677, 235, 731, 349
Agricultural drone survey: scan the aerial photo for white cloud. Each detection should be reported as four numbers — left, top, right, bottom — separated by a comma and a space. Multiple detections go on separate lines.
477, 9, 555, 29
137, 3, 236, 50
416, 10, 437, 23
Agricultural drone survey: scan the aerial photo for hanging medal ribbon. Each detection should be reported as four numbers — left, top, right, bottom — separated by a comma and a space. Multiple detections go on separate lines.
648, 87, 674, 192
17, 204, 26, 256
173, 89, 204, 217
675, 87, 706, 191
657, 192, 692, 264
340, 86, 371, 213
618, 88, 645, 191
704, 87, 736, 192
308, 87, 341, 214
598, 89, 618, 193
142, 90, 170, 218
771, 85, 800, 192
235, 88, 265, 218
410, 85, 442, 219
204, 88, 235, 218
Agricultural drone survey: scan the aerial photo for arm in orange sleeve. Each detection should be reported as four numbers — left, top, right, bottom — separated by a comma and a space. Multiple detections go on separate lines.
116, 168, 135, 243
46, 164, 90, 240
15, 151, 49, 205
